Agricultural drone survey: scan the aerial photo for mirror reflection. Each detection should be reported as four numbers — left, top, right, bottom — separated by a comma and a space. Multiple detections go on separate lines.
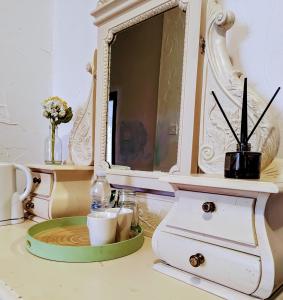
107, 7, 186, 172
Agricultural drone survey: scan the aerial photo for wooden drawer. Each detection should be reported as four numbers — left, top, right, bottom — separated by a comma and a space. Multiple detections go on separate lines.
155, 231, 261, 294
31, 172, 53, 197
166, 191, 256, 245
24, 196, 50, 219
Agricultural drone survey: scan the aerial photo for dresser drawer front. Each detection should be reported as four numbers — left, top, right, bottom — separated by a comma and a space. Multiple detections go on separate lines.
166, 191, 256, 245
31, 172, 53, 197
25, 197, 50, 219
156, 232, 261, 294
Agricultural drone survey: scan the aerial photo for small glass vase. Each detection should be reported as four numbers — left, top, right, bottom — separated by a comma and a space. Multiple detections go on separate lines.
44, 124, 62, 165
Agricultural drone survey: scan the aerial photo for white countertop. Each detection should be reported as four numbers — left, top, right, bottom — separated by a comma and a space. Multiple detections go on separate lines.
0, 221, 221, 300
2, 221, 283, 300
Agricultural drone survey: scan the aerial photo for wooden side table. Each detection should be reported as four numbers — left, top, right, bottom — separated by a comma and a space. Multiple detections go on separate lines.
24, 165, 93, 220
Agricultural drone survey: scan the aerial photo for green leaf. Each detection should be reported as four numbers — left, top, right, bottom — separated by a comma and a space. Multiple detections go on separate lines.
55, 107, 73, 125
61, 107, 73, 123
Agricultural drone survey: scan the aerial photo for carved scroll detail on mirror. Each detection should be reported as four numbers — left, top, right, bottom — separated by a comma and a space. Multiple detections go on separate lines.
98, 0, 189, 171
68, 50, 97, 166
198, 0, 280, 174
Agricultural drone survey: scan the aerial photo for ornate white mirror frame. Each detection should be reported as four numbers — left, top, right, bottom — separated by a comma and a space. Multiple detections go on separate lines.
92, 0, 280, 192
92, 0, 202, 191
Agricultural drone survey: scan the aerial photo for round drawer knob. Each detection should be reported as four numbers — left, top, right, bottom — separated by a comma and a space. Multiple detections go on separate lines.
33, 177, 41, 184
202, 202, 216, 213
189, 253, 205, 268
25, 202, 35, 210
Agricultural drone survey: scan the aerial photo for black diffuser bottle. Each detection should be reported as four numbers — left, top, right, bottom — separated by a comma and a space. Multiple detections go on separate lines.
225, 143, 261, 179
212, 78, 280, 180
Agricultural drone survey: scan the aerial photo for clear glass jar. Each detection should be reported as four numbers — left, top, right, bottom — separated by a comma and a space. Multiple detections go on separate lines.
44, 124, 62, 165
119, 189, 138, 227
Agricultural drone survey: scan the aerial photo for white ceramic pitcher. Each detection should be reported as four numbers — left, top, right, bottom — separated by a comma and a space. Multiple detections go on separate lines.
0, 163, 33, 226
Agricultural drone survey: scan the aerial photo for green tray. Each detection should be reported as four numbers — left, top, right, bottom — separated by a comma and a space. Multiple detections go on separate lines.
26, 216, 144, 262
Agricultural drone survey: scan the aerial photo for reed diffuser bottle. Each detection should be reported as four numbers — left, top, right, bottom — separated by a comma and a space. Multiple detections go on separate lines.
212, 78, 280, 179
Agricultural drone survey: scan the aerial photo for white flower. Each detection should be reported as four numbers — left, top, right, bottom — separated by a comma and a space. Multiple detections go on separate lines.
59, 110, 66, 117
42, 96, 72, 124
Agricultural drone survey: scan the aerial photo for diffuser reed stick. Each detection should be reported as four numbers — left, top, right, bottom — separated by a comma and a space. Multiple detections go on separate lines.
247, 87, 281, 142
240, 78, 248, 146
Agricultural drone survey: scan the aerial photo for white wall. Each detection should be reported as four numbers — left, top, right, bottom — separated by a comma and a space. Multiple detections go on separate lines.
222, 0, 283, 157
0, 0, 97, 164
53, 0, 97, 161
0, 0, 54, 163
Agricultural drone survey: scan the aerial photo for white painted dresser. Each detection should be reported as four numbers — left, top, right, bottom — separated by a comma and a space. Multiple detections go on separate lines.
152, 174, 283, 299
24, 165, 93, 220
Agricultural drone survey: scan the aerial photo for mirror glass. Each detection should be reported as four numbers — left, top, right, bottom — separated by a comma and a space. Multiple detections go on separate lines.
106, 6, 186, 172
